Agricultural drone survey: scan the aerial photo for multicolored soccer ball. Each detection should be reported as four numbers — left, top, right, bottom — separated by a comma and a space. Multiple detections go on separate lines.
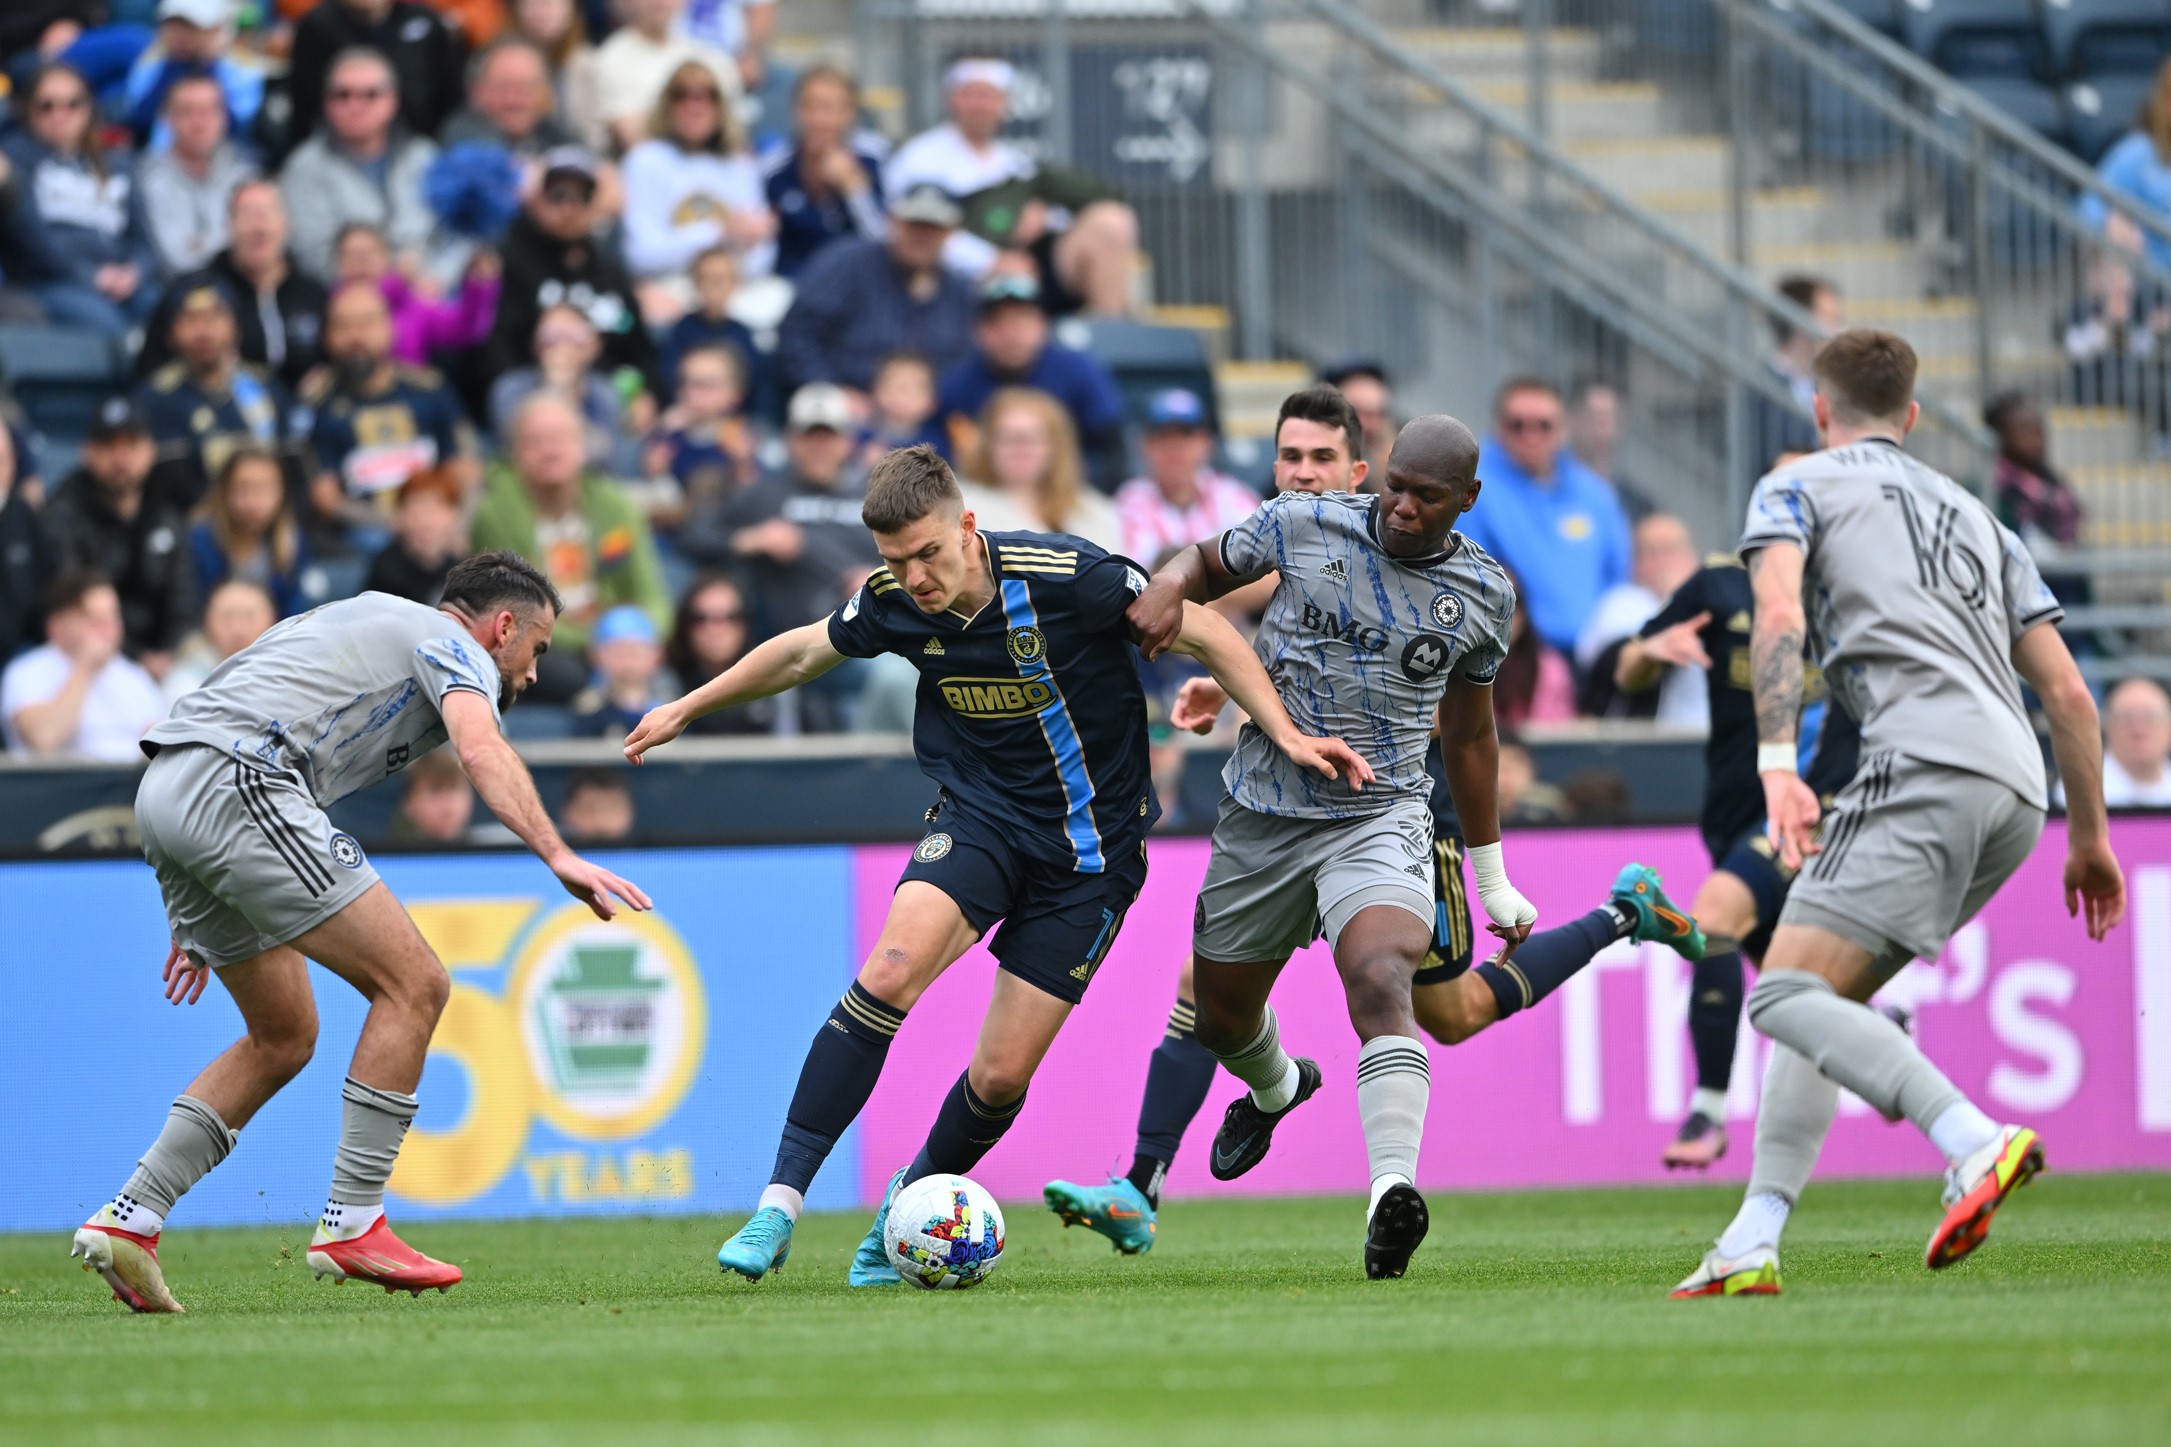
882, 1173, 1006, 1290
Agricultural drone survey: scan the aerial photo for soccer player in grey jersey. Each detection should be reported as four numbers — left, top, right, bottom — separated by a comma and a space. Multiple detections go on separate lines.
71, 554, 650, 1313
1673, 330, 2127, 1300
1124, 413, 1704, 1279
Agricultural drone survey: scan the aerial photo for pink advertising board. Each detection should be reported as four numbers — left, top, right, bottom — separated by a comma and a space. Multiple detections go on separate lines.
856, 819, 2171, 1205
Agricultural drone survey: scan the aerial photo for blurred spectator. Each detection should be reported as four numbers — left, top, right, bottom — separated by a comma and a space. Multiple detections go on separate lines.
363, 464, 465, 602
289, 0, 467, 151
938, 272, 1125, 489
677, 0, 774, 98
1460, 377, 1630, 659
0, 63, 160, 338
1560, 769, 1632, 826
571, 603, 666, 736
1320, 358, 1395, 476
159, 574, 274, 705
1, 571, 164, 760
139, 179, 328, 391
0, 425, 50, 661
1575, 512, 1706, 726
470, 392, 669, 700
662, 572, 776, 734
388, 745, 509, 845
511, 0, 602, 148
140, 72, 255, 276
2102, 677, 2171, 806
434, 0, 512, 48
779, 184, 976, 395
281, 48, 445, 285
1985, 392, 2091, 612
590, 0, 741, 157
958, 387, 1121, 552
335, 221, 502, 368
661, 244, 759, 401
1114, 387, 1257, 566
2063, 213, 2168, 422
1, 8, 103, 73
859, 351, 945, 465
122, 0, 264, 153
642, 342, 756, 531
1566, 378, 1652, 520
309, 280, 471, 546
560, 765, 635, 842
489, 147, 659, 394
489, 303, 635, 474
138, 278, 295, 515
43, 400, 195, 672
623, 58, 774, 303
1497, 736, 1568, 826
885, 57, 1135, 316
683, 382, 870, 645
441, 35, 579, 160
1492, 593, 1575, 732
188, 445, 310, 617
2081, 58, 2171, 272
763, 64, 886, 281
1753, 274, 1841, 467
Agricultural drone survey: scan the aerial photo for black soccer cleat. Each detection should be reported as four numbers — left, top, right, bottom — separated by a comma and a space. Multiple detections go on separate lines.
1207, 1057, 1323, 1181
1364, 1183, 1430, 1280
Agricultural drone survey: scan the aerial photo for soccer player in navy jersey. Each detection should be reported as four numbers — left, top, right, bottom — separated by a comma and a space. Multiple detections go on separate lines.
622, 444, 1371, 1285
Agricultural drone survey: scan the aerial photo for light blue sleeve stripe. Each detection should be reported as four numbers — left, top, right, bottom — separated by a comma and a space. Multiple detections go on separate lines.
999, 579, 1104, 872
1796, 697, 1825, 774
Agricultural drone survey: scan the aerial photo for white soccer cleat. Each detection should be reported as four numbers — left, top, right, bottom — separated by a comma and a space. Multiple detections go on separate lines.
71, 1205, 184, 1313
1669, 1243, 1781, 1299
1927, 1124, 2044, 1270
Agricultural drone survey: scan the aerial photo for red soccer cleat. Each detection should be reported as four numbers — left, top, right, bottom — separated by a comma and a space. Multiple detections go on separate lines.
1926, 1125, 2045, 1271
307, 1217, 463, 1296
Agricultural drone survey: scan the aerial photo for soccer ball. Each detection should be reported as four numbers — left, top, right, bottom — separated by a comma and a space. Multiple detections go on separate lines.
882, 1173, 1006, 1290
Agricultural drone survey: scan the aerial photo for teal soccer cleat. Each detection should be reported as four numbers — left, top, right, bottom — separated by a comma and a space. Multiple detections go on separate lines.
1612, 863, 1707, 961
717, 1206, 794, 1281
849, 1169, 905, 1287
1044, 1177, 1157, 1255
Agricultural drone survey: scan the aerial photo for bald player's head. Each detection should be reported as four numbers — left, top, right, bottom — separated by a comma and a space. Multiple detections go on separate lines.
1377, 413, 1482, 557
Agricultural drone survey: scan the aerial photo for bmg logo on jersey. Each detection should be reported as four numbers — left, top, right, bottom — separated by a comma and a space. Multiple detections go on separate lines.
1298, 599, 1389, 651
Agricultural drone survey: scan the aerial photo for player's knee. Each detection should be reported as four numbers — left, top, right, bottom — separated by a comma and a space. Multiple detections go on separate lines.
967, 1055, 1034, 1106
1413, 985, 1478, 1046
253, 1009, 318, 1081
1341, 958, 1417, 1038
857, 948, 929, 1011
1189, 998, 1250, 1057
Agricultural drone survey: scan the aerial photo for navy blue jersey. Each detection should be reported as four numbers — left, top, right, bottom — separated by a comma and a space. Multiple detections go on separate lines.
827, 530, 1159, 872
305, 367, 466, 506
1641, 556, 1861, 859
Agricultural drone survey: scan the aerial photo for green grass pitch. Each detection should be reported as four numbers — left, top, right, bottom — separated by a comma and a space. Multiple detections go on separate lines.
3, 1174, 2167, 1446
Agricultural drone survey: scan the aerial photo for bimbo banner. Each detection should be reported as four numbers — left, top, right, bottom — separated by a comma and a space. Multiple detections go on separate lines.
1, 822, 2166, 1231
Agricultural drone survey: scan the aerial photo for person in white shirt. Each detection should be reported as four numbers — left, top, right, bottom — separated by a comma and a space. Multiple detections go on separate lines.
140, 73, 257, 276
1113, 387, 1260, 567
1577, 512, 1709, 729
2, 572, 167, 762
591, 0, 743, 157
883, 56, 1137, 315
622, 58, 775, 294
2101, 677, 2171, 806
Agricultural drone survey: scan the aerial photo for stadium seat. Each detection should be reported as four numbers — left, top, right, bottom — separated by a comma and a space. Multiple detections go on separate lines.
0, 325, 126, 442
2067, 72, 2155, 158
1820, 0, 1902, 37
2042, 0, 2171, 80
1070, 319, 1221, 436
1900, 0, 2053, 79
1961, 75, 2075, 146
502, 704, 576, 740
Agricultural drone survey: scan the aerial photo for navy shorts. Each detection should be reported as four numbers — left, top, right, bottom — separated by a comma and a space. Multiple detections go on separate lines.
899, 795, 1148, 1005
1415, 830, 1476, 986
1714, 823, 1795, 963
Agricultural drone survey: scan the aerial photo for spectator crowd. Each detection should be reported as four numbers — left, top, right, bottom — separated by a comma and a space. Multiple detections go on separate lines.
0, 3, 2155, 838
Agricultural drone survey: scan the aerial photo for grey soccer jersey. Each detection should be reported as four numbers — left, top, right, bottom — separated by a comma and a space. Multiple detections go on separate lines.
143, 592, 503, 806
1740, 439, 2063, 809
1215, 491, 1515, 818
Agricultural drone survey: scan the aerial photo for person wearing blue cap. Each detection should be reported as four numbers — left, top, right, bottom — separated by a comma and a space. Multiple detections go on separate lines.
571, 604, 670, 739
1114, 387, 1262, 569
936, 270, 1128, 490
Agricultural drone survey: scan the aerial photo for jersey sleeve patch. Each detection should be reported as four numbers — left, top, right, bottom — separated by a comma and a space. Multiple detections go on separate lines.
1740, 469, 1819, 555
413, 636, 501, 714
827, 571, 894, 658
1998, 525, 2065, 639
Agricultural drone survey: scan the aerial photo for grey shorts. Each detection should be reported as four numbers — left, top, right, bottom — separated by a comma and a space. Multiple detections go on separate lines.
135, 744, 380, 970
1191, 794, 1435, 963
1782, 750, 2044, 979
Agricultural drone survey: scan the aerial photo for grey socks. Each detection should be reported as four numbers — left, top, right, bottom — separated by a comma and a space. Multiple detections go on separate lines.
329, 1076, 418, 1210
121, 1095, 238, 1219
1747, 970, 1968, 1136
1213, 1003, 1299, 1110
1356, 1035, 1429, 1213
1744, 1043, 1839, 1209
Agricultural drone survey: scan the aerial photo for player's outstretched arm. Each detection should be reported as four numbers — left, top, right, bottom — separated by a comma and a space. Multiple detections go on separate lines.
1615, 611, 1711, 693
444, 691, 652, 921
1128, 541, 1269, 661
2013, 622, 2127, 939
1165, 601, 1374, 788
1437, 678, 1537, 955
622, 621, 844, 763
1746, 543, 1821, 870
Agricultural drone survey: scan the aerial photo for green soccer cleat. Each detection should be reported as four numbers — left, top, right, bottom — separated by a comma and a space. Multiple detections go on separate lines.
849, 1168, 906, 1287
717, 1206, 794, 1281
1612, 863, 1706, 961
1044, 1177, 1157, 1255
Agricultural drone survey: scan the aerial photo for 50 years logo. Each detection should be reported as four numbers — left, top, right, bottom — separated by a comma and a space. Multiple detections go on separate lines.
389, 901, 706, 1208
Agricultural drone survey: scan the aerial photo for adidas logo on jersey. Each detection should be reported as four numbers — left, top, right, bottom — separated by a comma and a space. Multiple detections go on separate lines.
1070, 962, 1092, 981
1727, 610, 1751, 631
1319, 557, 1349, 581
924, 637, 945, 656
